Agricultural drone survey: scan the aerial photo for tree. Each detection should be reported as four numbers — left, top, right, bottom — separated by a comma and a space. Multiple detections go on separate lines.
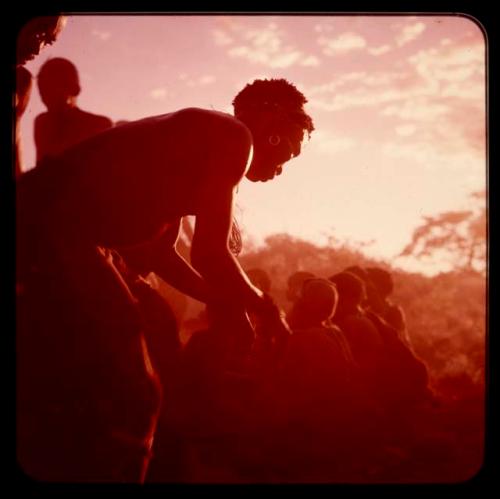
399, 191, 486, 273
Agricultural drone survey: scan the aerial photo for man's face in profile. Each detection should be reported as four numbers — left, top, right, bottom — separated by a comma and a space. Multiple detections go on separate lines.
245, 129, 303, 182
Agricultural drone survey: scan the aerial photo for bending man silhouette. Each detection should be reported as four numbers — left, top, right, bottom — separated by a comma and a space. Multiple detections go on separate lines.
34, 57, 113, 162
17, 78, 314, 481
20, 78, 313, 331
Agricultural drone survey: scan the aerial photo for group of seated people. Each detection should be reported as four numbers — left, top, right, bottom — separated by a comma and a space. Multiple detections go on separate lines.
146, 264, 439, 483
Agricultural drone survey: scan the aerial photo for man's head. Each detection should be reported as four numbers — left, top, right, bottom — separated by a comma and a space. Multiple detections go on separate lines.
287, 271, 316, 302
365, 267, 394, 299
37, 57, 80, 111
344, 265, 380, 310
329, 271, 366, 313
297, 278, 339, 324
233, 78, 314, 182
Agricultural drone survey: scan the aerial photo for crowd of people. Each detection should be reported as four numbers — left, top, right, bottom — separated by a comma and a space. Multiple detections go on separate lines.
15, 28, 478, 483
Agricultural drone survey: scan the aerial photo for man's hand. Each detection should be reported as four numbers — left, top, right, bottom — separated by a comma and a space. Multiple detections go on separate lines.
258, 293, 293, 341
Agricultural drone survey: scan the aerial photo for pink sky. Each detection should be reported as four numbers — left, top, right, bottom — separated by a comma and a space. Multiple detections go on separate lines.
19, 15, 486, 275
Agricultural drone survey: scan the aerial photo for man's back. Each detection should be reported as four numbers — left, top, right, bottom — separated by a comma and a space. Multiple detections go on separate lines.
20, 108, 251, 248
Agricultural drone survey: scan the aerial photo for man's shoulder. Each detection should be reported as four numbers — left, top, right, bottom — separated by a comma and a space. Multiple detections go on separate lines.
175, 108, 251, 138
110, 107, 249, 142
176, 108, 253, 183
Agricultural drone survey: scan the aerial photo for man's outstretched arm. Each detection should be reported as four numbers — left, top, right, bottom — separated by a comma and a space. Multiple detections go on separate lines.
123, 219, 209, 304
190, 183, 269, 316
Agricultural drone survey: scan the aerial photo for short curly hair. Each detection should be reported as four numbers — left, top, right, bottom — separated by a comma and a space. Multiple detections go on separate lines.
232, 78, 314, 138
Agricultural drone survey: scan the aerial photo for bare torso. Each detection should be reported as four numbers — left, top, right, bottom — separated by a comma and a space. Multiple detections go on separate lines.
21, 108, 250, 248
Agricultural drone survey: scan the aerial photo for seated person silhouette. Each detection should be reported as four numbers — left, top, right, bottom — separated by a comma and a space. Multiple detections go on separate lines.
364, 266, 411, 347
17, 78, 314, 481
285, 277, 355, 382
328, 272, 385, 394
362, 268, 432, 413
271, 279, 360, 481
337, 269, 432, 419
34, 57, 113, 162
346, 265, 410, 346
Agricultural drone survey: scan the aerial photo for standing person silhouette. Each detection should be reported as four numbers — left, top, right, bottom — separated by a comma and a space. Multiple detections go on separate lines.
15, 66, 33, 178
15, 15, 66, 178
34, 57, 113, 163
16, 78, 314, 482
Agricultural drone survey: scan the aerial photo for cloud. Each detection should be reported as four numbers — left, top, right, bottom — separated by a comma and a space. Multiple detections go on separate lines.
199, 75, 216, 85
314, 23, 334, 33
151, 77, 217, 99
306, 36, 484, 117
307, 72, 367, 94
409, 43, 484, 83
318, 32, 366, 55
268, 51, 302, 68
395, 124, 417, 136
395, 21, 426, 46
185, 75, 217, 87
382, 93, 485, 165
228, 45, 267, 64
300, 55, 320, 67
441, 80, 484, 100
150, 87, 168, 100
304, 32, 484, 174
382, 140, 483, 173
382, 99, 449, 121
306, 71, 410, 112
213, 23, 319, 69
91, 29, 111, 41
309, 88, 406, 112
368, 44, 392, 56
213, 28, 233, 46
310, 129, 356, 156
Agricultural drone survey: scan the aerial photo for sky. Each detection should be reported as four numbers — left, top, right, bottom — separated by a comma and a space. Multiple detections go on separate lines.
19, 14, 487, 275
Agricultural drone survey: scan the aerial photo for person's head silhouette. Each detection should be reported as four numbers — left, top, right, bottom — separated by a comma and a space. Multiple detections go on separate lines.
286, 271, 316, 303
37, 57, 81, 112
297, 278, 339, 326
365, 267, 394, 299
232, 78, 314, 183
329, 271, 366, 314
